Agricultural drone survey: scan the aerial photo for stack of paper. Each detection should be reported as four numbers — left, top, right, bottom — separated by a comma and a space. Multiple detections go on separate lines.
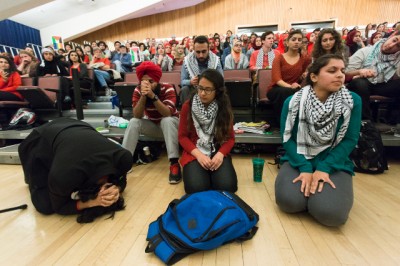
234, 121, 270, 134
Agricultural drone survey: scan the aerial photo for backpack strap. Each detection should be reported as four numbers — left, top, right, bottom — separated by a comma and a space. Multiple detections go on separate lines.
145, 217, 192, 265
236, 226, 259, 241
145, 234, 163, 253
145, 218, 176, 263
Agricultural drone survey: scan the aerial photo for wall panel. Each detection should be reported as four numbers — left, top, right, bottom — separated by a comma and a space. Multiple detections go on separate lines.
70, 0, 400, 44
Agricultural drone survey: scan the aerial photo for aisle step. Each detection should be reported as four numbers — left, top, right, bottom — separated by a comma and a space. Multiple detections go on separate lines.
0, 144, 20, 164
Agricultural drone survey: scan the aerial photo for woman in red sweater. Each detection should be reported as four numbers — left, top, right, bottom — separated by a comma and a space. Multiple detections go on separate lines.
178, 69, 237, 194
267, 30, 311, 126
0, 55, 23, 101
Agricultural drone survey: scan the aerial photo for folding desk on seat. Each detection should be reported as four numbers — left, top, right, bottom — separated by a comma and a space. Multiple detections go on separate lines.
113, 72, 139, 117
160, 71, 182, 107
254, 69, 273, 107
223, 69, 254, 120
17, 76, 63, 116
0, 77, 33, 125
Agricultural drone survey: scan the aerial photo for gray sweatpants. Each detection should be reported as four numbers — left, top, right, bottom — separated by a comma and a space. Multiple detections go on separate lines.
122, 117, 179, 159
275, 162, 354, 226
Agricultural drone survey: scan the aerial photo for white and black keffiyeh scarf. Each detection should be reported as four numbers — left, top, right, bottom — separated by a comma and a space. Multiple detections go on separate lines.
191, 94, 219, 156
256, 48, 275, 69
363, 38, 400, 84
184, 51, 219, 79
283, 85, 354, 159
151, 55, 173, 71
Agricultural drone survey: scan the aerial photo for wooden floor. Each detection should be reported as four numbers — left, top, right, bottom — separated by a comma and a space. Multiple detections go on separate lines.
1, 153, 400, 265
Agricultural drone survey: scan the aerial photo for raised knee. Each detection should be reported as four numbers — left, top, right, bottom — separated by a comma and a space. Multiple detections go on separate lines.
160, 116, 177, 127
128, 118, 142, 128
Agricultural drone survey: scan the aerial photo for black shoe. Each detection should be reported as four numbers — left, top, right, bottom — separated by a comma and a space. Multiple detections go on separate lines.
169, 163, 182, 184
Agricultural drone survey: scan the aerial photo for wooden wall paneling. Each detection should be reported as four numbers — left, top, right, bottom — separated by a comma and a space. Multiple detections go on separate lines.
70, 0, 400, 45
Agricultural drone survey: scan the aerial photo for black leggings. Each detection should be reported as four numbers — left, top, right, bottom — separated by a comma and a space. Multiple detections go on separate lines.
347, 78, 400, 122
183, 156, 238, 194
267, 85, 299, 126
0, 91, 22, 101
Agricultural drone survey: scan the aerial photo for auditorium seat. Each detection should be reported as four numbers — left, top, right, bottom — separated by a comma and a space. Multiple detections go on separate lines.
0, 77, 34, 109
370, 95, 396, 124
254, 69, 272, 107
113, 72, 138, 117
17, 76, 64, 116
224, 72, 253, 108
160, 71, 181, 95
160, 71, 181, 107
0, 78, 33, 126
223, 69, 251, 81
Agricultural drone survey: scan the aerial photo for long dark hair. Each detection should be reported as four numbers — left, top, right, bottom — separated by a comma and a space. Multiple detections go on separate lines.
213, 37, 223, 54
312, 28, 344, 59
305, 54, 345, 86
188, 69, 233, 144
83, 44, 93, 55
68, 50, 83, 64
75, 46, 85, 61
0, 55, 17, 74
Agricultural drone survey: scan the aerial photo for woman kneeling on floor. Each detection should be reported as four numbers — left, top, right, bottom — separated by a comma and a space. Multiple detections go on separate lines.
178, 69, 238, 194
275, 54, 362, 226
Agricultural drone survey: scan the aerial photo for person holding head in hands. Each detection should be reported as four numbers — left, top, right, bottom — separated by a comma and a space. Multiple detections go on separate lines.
19, 118, 132, 218
178, 69, 237, 194
275, 54, 362, 226
346, 31, 400, 123
122, 61, 181, 184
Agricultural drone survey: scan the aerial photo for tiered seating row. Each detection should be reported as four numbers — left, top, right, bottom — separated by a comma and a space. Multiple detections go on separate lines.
114, 69, 274, 120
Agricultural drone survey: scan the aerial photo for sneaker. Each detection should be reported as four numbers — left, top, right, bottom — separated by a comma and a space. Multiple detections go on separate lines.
105, 88, 112, 96
169, 163, 182, 184
63, 96, 72, 103
394, 130, 400, 138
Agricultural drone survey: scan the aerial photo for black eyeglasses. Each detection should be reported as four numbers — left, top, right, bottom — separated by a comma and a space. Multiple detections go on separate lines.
195, 85, 216, 95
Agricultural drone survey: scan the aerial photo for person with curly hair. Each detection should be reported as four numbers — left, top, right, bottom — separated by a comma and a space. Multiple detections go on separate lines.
312, 28, 346, 61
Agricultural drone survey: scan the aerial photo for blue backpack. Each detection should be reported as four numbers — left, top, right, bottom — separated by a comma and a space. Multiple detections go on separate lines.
145, 190, 259, 265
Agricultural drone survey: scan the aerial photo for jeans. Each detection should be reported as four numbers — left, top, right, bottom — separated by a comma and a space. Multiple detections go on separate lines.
94, 69, 111, 87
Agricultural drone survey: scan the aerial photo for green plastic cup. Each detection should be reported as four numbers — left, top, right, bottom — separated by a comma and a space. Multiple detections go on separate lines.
252, 158, 265, 182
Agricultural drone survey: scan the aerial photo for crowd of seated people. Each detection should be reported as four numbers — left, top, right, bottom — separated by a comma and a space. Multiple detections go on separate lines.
2, 21, 400, 227
2, 21, 399, 119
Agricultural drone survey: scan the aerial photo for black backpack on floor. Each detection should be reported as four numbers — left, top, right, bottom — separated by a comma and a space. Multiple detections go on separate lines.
133, 141, 162, 164
350, 121, 388, 174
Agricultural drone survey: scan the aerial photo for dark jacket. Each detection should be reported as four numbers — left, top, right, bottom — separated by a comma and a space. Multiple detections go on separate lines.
19, 118, 132, 215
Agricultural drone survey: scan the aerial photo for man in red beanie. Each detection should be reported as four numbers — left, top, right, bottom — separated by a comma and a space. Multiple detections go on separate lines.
122, 61, 181, 183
